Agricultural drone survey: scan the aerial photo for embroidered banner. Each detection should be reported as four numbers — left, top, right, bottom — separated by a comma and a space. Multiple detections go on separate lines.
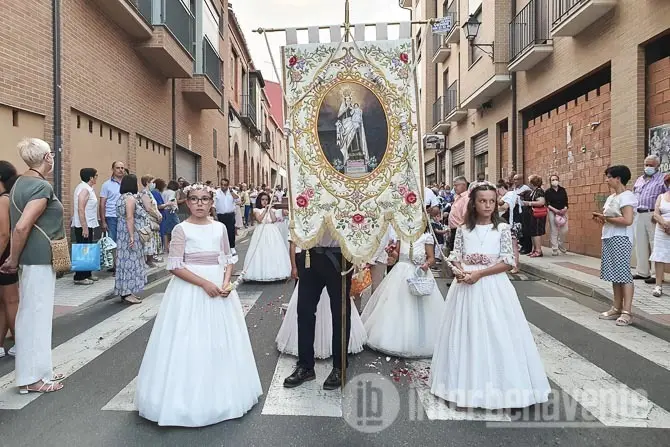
283, 38, 425, 264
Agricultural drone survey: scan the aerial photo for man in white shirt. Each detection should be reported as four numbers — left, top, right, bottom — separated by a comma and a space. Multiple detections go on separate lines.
424, 186, 440, 208
274, 185, 284, 203
215, 178, 239, 258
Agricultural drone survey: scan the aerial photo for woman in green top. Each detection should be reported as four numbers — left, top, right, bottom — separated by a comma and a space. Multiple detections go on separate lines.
0, 138, 65, 394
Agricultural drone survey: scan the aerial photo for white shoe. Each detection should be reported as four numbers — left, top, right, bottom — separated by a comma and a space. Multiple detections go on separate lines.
8, 346, 15, 356
0, 348, 5, 358
653, 286, 662, 297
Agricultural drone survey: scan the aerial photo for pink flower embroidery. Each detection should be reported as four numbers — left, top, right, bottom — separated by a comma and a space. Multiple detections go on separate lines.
296, 194, 309, 208
404, 191, 417, 205
304, 188, 315, 198
352, 213, 365, 224
399, 53, 409, 63
397, 185, 409, 196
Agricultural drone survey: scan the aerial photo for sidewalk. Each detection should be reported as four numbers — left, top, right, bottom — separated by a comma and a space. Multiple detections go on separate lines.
53, 226, 253, 319
519, 247, 670, 328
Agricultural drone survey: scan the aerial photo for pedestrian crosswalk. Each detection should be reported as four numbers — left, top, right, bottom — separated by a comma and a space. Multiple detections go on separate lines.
1, 289, 670, 430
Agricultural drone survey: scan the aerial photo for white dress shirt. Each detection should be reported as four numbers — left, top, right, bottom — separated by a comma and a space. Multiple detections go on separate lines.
215, 189, 237, 214
424, 187, 440, 207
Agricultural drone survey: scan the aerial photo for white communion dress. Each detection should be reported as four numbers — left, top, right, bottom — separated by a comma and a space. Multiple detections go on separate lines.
135, 221, 262, 427
429, 223, 551, 409
274, 209, 290, 251
361, 232, 445, 358
275, 282, 367, 359
243, 208, 291, 281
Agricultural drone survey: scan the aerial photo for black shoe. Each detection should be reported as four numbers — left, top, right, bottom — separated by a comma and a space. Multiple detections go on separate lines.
323, 368, 343, 390
632, 274, 651, 281
644, 277, 657, 284
283, 365, 316, 388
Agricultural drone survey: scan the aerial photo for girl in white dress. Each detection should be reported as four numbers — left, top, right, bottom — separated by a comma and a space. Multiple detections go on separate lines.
650, 190, 670, 297
276, 242, 367, 358
243, 192, 291, 281
361, 230, 444, 358
274, 208, 290, 251
135, 184, 262, 427
430, 183, 550, 409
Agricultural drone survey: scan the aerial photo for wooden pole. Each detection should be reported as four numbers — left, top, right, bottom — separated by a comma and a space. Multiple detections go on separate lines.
340, 0, 350, 390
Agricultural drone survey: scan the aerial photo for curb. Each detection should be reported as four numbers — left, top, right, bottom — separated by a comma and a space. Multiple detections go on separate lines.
101, 267, 172, 303
519, 262, 670, 330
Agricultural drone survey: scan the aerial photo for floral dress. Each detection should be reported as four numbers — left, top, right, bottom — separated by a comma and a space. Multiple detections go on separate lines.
114, 193, 148, 297
139, 189, 159, 256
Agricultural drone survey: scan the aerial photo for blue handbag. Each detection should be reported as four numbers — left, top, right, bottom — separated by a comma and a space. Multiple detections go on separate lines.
71, 243, 101, 272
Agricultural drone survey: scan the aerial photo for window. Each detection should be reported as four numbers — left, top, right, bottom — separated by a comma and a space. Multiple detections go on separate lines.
453, 163, 465, 179
213, 129, 218, 158
12, 109, 19, 127
232, 50, 239, 98
474, 152, 488, 180
468, 8, 484, 66
202, 0, 219, 54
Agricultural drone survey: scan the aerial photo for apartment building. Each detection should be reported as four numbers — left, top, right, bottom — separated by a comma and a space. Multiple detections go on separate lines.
0, 0, 230, 216
227, 8, 287, 189
409, 0, 670, 256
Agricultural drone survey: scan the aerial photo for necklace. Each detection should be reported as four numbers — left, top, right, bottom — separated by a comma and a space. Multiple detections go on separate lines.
29, 169, 45, 179
473, 224, 492, 247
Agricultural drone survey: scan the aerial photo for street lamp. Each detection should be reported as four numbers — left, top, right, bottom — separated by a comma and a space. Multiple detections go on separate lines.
463, 14, 494, 59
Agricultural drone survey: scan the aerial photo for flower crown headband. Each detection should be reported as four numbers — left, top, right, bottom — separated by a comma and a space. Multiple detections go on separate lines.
183, 183, 215, 195
468, 181, 496, 191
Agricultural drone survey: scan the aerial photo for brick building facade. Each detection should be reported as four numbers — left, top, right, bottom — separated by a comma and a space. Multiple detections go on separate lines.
412, 0, 670, 255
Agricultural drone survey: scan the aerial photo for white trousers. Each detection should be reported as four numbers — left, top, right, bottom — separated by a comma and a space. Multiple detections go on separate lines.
15, 265, 56, 386
548, 211, 568, 252
634, 212, 655, 277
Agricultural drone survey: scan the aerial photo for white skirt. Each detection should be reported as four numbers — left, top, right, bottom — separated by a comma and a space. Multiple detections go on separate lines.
136, 263, 262, 427
361, 261, 444, 358
275, 283, 367, 359
429, 264, 551, 409
243, 223, 291, 282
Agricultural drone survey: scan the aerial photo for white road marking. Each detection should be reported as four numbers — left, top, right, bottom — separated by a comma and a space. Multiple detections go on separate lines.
101, 290, 262, 411
261, 355, 342, 418
530, 323, 670, 428
0, 293, 164, 410
528, 296, 670, 371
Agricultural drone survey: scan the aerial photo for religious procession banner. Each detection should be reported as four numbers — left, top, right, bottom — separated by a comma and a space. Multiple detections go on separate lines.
284, 38, 425, 264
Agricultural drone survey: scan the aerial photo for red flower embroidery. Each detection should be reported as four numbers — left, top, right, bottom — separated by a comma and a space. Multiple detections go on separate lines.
397, 185, 409, 196
304, 188, 315, 198
296, 194, 309, 208
288, 55, 298, 67
399, 52, 409, 64
405, 191, 417, 205
352, 213, 365, 224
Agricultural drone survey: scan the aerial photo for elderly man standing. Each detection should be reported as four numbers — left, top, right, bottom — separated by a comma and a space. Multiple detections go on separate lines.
99, 161, 125, 273
447, 176, 469, 251
632, 155, 670, 283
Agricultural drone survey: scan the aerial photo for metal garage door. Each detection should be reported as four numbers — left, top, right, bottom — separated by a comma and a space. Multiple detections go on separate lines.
176, 147, 198, 183
473, 131, 488, 156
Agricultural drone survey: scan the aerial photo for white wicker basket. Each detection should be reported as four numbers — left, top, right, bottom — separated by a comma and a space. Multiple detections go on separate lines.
407, 267, 434, 297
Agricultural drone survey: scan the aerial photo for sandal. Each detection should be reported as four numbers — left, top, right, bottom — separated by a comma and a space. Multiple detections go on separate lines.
599, 306, 621, 320
53, 373, 65, 381
616, 311, 633, 326
120, 295, 142, 305
19, 380, 64, 394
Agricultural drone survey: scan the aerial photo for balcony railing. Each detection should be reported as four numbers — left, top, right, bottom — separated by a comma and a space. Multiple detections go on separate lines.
132, 0, 153, 24
510, 0, 551, 62
433, 33, 446, 57
202, 36, 221, 92
444, 80, 458, 117
242, 94, 257, 127
262, 129, 272, 150
161, 0, 195, 57
442, 1, 458, 27
552, 0, 584, 25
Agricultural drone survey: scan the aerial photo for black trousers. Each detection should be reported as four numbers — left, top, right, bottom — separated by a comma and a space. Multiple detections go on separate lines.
297, 249, 352, 369
519, 207, 532, 253
73, 226, 94, 281
217, 213, 236, 249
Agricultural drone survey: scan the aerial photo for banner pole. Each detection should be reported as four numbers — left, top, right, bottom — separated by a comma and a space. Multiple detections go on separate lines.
340, 0, 350, 390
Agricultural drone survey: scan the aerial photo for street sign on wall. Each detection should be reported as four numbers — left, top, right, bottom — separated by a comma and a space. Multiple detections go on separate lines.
431, 17, 452, 35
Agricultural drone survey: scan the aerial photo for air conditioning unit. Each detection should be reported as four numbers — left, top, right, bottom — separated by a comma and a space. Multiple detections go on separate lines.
423, 133, 446, 150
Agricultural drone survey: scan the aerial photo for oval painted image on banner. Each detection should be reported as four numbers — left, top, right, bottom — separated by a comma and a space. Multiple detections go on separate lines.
317, 82, 389, 177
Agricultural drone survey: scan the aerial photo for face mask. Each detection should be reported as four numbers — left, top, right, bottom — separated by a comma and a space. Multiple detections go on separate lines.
551, 180, 559, 187
644, 167, 657, 176
149, 182, 156, 190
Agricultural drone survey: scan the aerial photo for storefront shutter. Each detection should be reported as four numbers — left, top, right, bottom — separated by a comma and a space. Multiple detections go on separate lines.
473, 131, 489, 156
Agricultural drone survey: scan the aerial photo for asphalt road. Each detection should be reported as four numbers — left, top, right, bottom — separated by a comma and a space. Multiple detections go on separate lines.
0, 231, 669, 447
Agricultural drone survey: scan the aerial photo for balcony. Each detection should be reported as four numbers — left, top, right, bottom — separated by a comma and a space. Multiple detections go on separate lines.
182, 37, 222, 109
432, 81, 467, 132
241, 94, 260, 134
460, 74, 512, 110
508, 0, 553, 72
432, 97, 450, 133
551, 0, 617, 37
432, 33, 451, 64
91, 0, 153, 40
443, 1, 460, 44
135, 0, 195, 78
261, 129, 272, 150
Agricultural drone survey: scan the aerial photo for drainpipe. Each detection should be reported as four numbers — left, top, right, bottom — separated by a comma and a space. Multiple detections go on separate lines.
52, 0, 62, 199
511, 0, 518, 172
171, 78, 177, 179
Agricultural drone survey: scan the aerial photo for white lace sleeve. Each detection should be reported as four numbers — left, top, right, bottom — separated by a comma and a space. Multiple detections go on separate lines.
167, 225, 186, 270
447, 227, 464, 262
219, 222, 234, 265
500, 224, 515, 267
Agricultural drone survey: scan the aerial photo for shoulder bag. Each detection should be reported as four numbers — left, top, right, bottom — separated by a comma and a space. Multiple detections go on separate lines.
10, 178, 71, 273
